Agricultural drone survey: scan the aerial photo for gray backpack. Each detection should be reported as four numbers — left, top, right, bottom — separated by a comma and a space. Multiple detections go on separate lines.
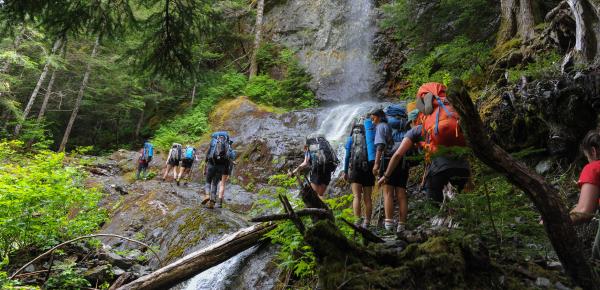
350, 124, 369, 175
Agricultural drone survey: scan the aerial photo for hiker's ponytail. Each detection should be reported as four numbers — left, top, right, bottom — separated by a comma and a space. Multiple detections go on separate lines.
581, 130, 600, 161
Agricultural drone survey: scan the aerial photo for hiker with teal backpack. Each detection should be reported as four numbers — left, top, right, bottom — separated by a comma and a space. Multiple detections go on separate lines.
177, 145, 197, 186
163, 143, 183, 181
344, 117, 375, 228
290, 134, 339, 199
202, 132, 231, 209
370, 108, 410, 234
218, 143, 237, 208
136, 140, 154, 180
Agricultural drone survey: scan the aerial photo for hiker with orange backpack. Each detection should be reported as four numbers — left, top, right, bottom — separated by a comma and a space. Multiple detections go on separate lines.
378, 83, 470, 204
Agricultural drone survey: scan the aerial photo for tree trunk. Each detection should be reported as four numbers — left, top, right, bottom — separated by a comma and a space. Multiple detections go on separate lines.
36, 44, 66, 123
248, 0, 264, 78
14, 38, 62, 136
0, 25, 26, 73
446, 79, 600, 290
519, 0, 536, 42
59, 36, 100, 152
134, 109, 144, 139
190, 81, 196, 107
566, 0, 600, 64
116, 223, 276, 290
498, 0, 518, 45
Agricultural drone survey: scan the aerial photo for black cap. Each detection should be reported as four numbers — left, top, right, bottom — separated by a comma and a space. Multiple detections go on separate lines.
369, 108, 386, 119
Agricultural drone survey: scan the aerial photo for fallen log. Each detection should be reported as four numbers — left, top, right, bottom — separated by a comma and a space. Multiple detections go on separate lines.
116, 222, 276, 290
250, 208, 333, 222
446, 79, 600, 289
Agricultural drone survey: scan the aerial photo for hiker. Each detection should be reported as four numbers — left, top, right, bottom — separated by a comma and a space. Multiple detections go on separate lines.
202, 132, 231, 209
176, 145, 197, 186
218, 143, 237, 208
370, 108, 410, 234
136, 140, 154, 180
163, 143, 183, 181
343, 118, 375, 228
290, 135, 339, 198
378, 83, 470, 205
570, 130, 600, 259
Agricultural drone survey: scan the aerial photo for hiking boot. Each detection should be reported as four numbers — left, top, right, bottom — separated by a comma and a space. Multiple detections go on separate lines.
207, 200, 215, 209
201, 196, 211, 205
176, 179, 180, 186
384, 219, 395, 232
362, 219, 371, 229
396, 222, 406, 234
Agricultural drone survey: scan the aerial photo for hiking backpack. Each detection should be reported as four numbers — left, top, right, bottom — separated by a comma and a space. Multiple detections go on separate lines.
385, 102, 410, 143
209, 131, 231, 164
184, 146, 195, 160
349, 124, 369, 174
169, 143, 182, 162
306, 135, 339, 174
415, 82, 466, 159
142, 142, 154, 161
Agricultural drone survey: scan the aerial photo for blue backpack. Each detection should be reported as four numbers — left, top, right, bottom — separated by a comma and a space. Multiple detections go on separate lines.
142, 142, 154, 161
184, 146, 195, 159
385, 103, 409, 142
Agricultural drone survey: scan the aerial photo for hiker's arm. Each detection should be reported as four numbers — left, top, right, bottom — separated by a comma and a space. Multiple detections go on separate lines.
571, 183, 600, 224
383, 138, 414, 178
343, 138, 352, 179
165, 149, 171, 165
291, 153, 309, 175
373, 145, 383, 176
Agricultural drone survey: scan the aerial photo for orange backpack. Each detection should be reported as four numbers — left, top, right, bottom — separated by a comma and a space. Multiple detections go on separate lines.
415, 83, 466, 159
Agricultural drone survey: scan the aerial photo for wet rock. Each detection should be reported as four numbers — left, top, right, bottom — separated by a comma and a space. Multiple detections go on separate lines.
535, 277, 551, 288
555, 281, 571, 290
125, 249, 143, 261
113, 266, 125, 276
101, 252, 134, 270
547, 261, 563, 271
131, 264, 151, 278
84, 264, 112, 282
151, 228, 164, 240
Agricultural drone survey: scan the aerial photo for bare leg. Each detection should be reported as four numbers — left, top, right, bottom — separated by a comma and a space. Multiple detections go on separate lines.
219, 175, 229, 199
396, 187, 408, 224
311, 183, 327, 198
163, 164, 172, 180
172, 166, 179, 180
383, 184, 395, 220
363, 186, 373, 223
351, 183, 363, 218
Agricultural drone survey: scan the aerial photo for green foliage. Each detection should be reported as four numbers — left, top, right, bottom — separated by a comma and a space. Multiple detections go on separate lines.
0, 271, 23, 289
507, 51, 561, 83
45, 259, 91, 289
267, 174, 297, 188
0, 140, 107, 259
381, 0, 498, 51
401, 37, 490, 98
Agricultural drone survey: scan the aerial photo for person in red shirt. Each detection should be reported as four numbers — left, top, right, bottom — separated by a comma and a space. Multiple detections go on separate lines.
572, 130, 600, 259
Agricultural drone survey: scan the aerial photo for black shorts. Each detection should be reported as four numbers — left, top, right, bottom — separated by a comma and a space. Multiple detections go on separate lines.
380, 157, 409, 188
426, 168, 470, 203
168, 159, 180, 166
349, 161, 375, 186
181, 158, 193, 168
310, 170, 332, 186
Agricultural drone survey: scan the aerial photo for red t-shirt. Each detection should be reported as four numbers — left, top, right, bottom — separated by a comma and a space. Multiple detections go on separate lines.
578, 160, 600, 189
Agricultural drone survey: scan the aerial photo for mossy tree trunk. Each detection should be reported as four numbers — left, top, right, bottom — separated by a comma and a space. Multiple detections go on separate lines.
446, 79, 600, 290
498, 0, 536, 45
249, 0, 264, 79
565, 0, 600, 64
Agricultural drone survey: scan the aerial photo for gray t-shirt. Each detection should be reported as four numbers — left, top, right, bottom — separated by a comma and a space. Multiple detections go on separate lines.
374, 122, 394, 156
405, 125, 469, 175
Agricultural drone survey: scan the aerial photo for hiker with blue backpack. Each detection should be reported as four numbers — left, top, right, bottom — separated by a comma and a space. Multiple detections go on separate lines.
176, 145, 197, 186
163, 143, 183, 181
136, 140, 154, 180
202, 132, 233, 209
370, 107, 411, 234
343, 117, 375, 228
218, 143, 237, 208
290, 134, 339, 198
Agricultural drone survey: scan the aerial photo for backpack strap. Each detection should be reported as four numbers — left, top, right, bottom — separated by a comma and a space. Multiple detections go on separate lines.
434, 96, 452, 136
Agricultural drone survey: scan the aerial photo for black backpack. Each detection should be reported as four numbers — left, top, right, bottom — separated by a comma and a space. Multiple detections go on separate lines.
209, 133, 231, 164
169, 143, 182, 162
349, 124, 369, 175
307, 135, 339, 174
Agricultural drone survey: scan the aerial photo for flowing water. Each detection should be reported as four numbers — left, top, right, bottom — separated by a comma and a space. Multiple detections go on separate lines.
177, 1, 381, 289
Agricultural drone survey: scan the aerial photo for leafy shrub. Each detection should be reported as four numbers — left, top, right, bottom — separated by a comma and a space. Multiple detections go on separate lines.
402, 37, 491, 98
507, 51, 561, 83
0, 140, 106, 259
45, 259, 91, 289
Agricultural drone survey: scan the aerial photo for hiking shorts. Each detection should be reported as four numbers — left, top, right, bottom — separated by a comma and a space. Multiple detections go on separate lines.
380, 157, 409, 188
167, 159, 180, 166
310, 170, 332, 186
349, 161, 375, 187
426, 168, 470, 203
224, 161, 233, 176
181, 158, 193, 169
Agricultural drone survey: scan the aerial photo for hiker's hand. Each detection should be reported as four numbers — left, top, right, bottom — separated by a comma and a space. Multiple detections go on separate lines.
372, 165, 379, 177
342, 172, 348, 181
377, 176, 387, 186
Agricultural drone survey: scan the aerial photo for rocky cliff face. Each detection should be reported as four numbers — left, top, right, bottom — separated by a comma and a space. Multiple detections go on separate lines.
264, 0, 382, 102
